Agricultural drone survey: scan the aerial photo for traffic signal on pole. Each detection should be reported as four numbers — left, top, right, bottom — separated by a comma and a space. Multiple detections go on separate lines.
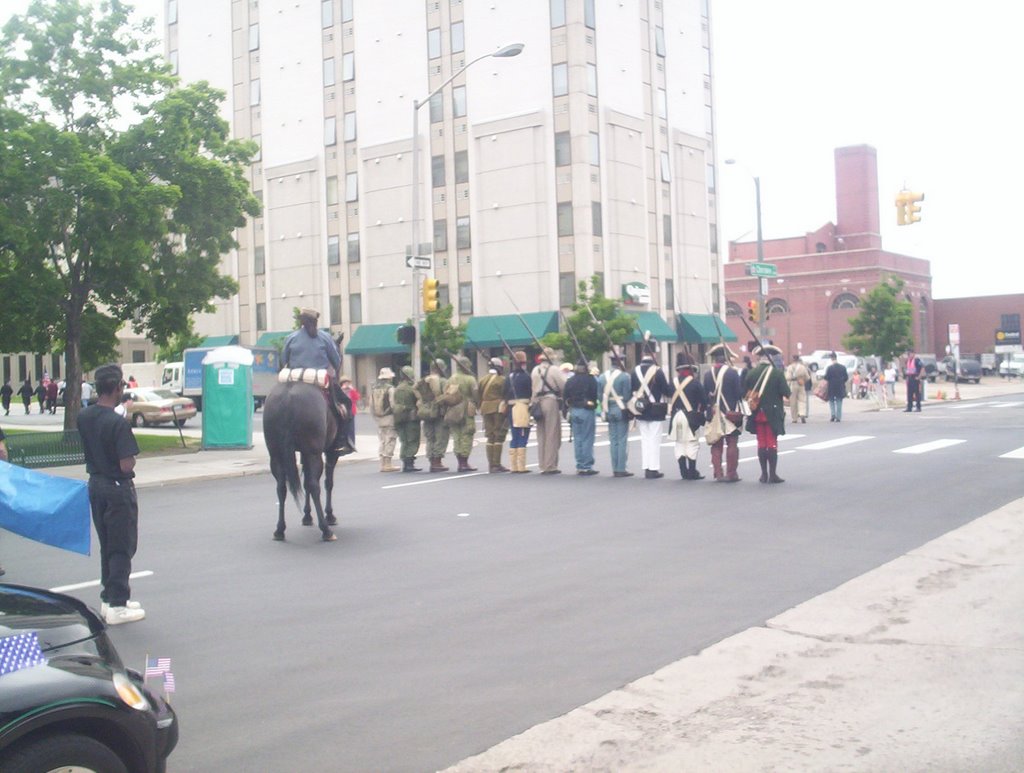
396, 324, 416, 346
422, 277, 439, 312
747, 299, 758, 323
896, 190, 925, 226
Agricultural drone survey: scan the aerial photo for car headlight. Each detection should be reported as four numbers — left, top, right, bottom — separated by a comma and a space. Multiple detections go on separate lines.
113, 671, 151, 711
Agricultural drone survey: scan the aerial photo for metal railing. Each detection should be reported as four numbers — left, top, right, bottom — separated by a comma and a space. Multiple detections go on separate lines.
4, 432, 85, 469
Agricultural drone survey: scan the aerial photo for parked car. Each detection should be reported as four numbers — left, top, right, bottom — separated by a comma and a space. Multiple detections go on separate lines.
941, 356, 982, 384
0, 584, 178, 772
999, 352, 1024, 378
917, 354, 939, 382
799, 350, 835, 372
125, 388, 197, 427
808, 351, 860, 378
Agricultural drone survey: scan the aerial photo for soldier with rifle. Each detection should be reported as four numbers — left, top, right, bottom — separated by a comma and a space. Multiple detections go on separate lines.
560, 313, 600, 475
478, 355, 510, 473
415, 356, 451, 472
504, 350, 533, 473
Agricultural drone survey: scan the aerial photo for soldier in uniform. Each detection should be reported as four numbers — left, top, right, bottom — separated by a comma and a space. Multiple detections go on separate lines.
415, 358, 451, 472
478, 357, 510, 473
504, 351, 533, 473
668, 353, 708, 480
392, 366, 422, 472
631, 351, 671, 479
441, 354, 480, 473
597, 351, 633, 477
563, 359, 599, 475
703, 344, 743, 482
530, 348, 567, 475
745, 343, 790, 483
785, 354, 811, 424
369, 367, 398, 472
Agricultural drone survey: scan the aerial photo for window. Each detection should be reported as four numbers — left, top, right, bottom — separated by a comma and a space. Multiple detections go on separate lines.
433, 219, 447, 252
349, 293, 362, 324
554, 132, 571, 166
666, 279, 674, 310
660, 151, 671, 182
557, 201, 573, 236
347, 232, 360, 262
663, 214, 672, 246
766, 298, 789, 316
458, 282, 473, 314
432, 155, 445, 188
342, 52, 354, 81
592, 201, 602, 236
552, 63, 568, 96
250, 78, 261, 106
342, 0, 353, 22
438, 284, 450, 309
429, 92, 443, 123
256, 303, 266, 331
452, 86, 466, 117
1001, 313, 1021, 331
324, 117, 336, 146
655, 26, 666, 57
709, 224, 718, 253
168, 50, 178, 75
589, 131, 600, 165
327, 235, 340, 265
451, 21, 464, 54
252, 134, 261, 162
168, 0, 178, 24
584, 0, 596, 28
559, 272, 576, 306
329, 294, 342, 325
831, 293, 859, 310
454, 150, 469, 184
550, 0, 566, 27
326, 176, 339, 205
345, 172, 358, 201
586, 63, 598, 97
248, 23, 259, 51
254, 246, 265, 275
456, 216, 471, 249
321, 0, 333, 27
704, 104, 713, 134
706, 163, 715, 193
657, 88, 667, 119
726, 301, 742, 318
428, 28, 441, 59
323, 57, 335, 87
344, 111, 356, 141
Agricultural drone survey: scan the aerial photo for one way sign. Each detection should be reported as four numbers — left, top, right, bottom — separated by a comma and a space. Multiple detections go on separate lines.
406, 255, 432, 270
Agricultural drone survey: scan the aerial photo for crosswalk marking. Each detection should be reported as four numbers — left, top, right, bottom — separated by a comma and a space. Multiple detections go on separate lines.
797, 435, 874, 451
949, 402, 996, 410
999, 446, 1024, 459
991, 402, 1021, 408
738, 434, 806, 449
893, 439, 967, 454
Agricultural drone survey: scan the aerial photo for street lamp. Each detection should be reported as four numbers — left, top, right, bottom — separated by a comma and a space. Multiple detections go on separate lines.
724, 158, 766, 344
409, 42, 524, 377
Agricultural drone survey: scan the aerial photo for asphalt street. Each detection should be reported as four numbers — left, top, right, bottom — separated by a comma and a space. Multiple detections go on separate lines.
3, 392, 1023, 771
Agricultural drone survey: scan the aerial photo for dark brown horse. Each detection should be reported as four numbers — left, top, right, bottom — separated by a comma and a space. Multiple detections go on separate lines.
263, 381, 345, 541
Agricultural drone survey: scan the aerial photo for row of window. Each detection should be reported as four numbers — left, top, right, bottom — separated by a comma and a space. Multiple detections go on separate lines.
432, 151, 469, 187
321, 0, 354, 28
1, 354, 62, 384
550, 0, 595, 29
554, 131, 600, 166
725, 294, 863, 316
552, 62, 598, 98
324, 114, 357, 145
427, 23, 464, 58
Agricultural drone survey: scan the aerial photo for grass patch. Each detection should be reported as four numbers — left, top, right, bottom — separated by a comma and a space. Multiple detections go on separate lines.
3, 428, 200, 456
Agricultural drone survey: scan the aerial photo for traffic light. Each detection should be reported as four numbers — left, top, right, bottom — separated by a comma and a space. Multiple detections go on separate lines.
896, 191, 925, 226
422, 278, 439, 312
396, 324, 416, 345
747, 299, 758, 323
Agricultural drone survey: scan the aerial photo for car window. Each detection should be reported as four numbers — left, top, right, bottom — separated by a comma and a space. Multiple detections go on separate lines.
151, 389, 179, 399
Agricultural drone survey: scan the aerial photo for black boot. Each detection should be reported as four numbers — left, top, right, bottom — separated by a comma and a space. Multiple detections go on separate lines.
677, 457, 688, 479
401, 457, 420, 473
758, 449, 769, 483
688, 458, 705, 480
767, 449, 784, 483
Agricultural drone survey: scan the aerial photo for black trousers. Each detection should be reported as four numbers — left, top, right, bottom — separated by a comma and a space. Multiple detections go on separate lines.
88, 477, 139, 607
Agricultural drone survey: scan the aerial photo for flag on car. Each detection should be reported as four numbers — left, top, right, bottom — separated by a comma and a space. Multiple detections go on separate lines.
145, 656, 171, 677
0, 461, 91, 556
0, 632, 47, 676
163, 671, 176, 693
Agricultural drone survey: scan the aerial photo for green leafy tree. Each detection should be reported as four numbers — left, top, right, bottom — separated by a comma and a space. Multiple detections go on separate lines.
841, 275, 915, 361
155, 321, 205, 363
413, 305, 466, 371
0, 0, 259, 428
541, 276, 636, 363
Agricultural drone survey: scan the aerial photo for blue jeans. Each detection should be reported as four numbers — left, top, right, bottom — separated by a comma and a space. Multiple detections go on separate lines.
829, 396, 844, 420
569, 407, 596, 470
606, 417, 630, 472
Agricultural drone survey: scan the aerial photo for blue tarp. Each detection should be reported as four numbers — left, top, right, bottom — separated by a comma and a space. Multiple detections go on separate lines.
0, 461, 91, 556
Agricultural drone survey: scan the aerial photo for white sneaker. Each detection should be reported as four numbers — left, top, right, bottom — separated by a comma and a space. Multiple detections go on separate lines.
105, 605, 146, 625
101, 600, 142, 616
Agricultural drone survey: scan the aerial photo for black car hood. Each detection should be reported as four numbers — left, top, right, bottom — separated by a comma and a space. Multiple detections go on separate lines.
0, 583, 106, 654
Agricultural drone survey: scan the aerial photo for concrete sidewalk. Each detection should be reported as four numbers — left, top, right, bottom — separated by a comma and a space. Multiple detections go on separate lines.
443, 497, 1024, 772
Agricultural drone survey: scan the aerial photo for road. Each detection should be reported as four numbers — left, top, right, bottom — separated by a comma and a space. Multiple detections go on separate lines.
5, 394, 1024, 771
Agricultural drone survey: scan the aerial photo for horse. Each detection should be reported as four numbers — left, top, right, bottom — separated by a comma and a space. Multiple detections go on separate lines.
263, 380, 345, 542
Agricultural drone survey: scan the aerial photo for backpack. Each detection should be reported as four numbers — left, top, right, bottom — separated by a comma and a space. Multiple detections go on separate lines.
370, 384, 392, 418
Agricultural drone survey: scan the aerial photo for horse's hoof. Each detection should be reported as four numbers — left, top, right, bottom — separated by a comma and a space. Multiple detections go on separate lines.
321, 532, 337, 542
273, 532, 285, 541
301, 516, 313, 526
326, 514, 338, 526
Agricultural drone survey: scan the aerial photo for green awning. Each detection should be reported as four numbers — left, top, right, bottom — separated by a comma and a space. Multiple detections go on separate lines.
256, 330, 294, 347
465, 312, 559, 348
625, 311, 678, 343
202, 334, 240, 347
344, 323, 408, 355
675, 313, 738, 344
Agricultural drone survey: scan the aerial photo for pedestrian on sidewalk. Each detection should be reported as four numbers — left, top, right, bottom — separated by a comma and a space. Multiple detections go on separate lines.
703, 344, 743, 482
370, 367, 398, 472
824, 352, 849, 422
564, 359, 599, 475
45, 378, 59, 414
18, 379, 33, 414
478, 357, 510, 473
393, 366, 423, 473
416, 359, 451, 472
80, 379, 94, 408
785, 354, 810, 423
745, 343, 789, 484
34, 381, 46, 414
1, 380, 12, 415
904, 350, 923, 412
504, 351, 533, 473
597, 352, 633, 477
77, 364, 145, 625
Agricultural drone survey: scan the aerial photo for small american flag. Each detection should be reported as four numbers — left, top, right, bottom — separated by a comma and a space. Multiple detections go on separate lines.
0, 632, 47, 676
163, 671, 176, 693
145, 657, 171, 677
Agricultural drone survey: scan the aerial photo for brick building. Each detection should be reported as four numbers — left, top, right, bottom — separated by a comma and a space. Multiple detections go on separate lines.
723, 145, 934, 356
932, 295, 1024, 359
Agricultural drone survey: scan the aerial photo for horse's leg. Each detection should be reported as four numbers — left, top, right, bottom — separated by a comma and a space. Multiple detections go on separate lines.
303, 453, 335, 541
324, 449, 339, 526
301, 457, 313, 526
270, 457, 287, 541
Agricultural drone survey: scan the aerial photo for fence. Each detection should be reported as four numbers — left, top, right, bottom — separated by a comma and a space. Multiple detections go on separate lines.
5, 432, 85, 469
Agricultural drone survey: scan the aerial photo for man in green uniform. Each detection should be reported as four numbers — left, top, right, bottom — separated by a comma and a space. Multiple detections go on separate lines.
441, 354, 480, 473
393, 366, 422, 472
478, 357, 509, 473
416, 358, 450, 472
744, 343, 790, 483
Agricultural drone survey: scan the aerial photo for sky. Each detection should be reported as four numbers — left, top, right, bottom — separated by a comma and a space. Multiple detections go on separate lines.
5, 0, 1021, 300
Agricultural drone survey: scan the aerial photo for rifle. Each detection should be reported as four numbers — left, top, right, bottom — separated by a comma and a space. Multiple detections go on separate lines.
499, 283, 550, 353
580, 296, 623, 363
559, 311, 588, 366
494, 325, 517, 361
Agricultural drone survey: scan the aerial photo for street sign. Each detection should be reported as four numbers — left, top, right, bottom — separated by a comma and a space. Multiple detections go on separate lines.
948, 323, 960, 347
745, 262, 777, 278
759, 277, 768, 296
405, 255, 432, 270
996, 329, 1021, 345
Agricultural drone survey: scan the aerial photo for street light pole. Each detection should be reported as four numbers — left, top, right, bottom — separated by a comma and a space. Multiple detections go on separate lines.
725, 158, 767, 345
409, 42, 524, 378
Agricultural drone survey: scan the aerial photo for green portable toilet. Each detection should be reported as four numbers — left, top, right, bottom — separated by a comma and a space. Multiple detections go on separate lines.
201, 346, 254, 449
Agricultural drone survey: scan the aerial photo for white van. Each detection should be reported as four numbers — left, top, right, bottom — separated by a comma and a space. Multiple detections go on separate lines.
999, 352, 1024, 378
161, 362, 183, 394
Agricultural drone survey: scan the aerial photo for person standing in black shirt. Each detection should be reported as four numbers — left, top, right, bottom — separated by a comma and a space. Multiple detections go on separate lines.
563, 360, 599, 475
77, 364, 144, 625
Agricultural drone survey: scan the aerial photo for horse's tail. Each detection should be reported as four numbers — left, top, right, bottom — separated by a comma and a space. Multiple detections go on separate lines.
271, 413, 304, 512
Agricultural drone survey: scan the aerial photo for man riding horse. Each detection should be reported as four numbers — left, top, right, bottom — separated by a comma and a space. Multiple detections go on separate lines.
281, 308, 353, 454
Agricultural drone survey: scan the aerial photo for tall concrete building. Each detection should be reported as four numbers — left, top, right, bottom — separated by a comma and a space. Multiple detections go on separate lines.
168, 0, 723, 385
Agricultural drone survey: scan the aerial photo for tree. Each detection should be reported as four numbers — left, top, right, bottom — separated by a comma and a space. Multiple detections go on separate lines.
0, 0, 259, 428
415, 305, 466, 371
841, 275, 915, 361
541, 276, 636, 363
155, 322, 205, 364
